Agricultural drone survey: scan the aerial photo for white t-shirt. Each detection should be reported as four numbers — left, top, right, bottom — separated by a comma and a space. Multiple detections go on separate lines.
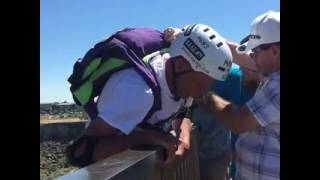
87, 53, 191, 135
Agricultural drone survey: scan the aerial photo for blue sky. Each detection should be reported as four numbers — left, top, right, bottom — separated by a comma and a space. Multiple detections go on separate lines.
40, 0, 279, 103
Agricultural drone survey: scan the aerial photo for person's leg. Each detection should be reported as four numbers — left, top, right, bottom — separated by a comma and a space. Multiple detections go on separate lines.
199, 153, 232, 180
66, 117, 119, 167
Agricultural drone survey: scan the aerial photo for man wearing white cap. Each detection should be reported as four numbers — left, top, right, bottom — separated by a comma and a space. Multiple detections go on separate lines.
198, 11, 280, 180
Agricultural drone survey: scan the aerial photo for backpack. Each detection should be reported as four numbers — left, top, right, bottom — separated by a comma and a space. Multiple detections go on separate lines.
68, 28, 170, 121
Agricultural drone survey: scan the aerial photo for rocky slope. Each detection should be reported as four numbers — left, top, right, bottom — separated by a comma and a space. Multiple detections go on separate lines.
40, 141, 79, 180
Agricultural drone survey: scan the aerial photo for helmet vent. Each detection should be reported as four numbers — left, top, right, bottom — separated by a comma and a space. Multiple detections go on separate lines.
218, 66, 226, 72
217, 42, 223, 47
209, 35, 216, 40
203, 28, 210, 32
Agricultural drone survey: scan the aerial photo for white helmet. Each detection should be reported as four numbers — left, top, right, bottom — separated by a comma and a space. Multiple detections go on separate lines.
169, 24, 233, 81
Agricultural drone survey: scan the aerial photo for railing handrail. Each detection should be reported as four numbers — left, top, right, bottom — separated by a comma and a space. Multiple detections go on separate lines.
57, 128, 200, 180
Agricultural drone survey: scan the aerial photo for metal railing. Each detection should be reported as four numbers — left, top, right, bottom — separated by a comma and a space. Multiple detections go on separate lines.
57, 128, 200, 180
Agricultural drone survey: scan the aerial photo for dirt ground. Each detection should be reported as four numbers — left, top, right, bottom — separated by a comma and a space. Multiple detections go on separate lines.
40, 118, 84, 179
40, 141, 80, 180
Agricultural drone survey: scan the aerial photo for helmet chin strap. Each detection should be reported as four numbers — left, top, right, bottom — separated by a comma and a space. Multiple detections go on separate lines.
171, 57, 193, 101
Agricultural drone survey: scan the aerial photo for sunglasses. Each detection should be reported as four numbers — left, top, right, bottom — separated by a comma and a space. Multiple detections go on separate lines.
250, 44, 272, 58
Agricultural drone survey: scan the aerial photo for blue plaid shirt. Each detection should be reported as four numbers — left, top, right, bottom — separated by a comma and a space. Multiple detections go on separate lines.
236, 71, 280, 180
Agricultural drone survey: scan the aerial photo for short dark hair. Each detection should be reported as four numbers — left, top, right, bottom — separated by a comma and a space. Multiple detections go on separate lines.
257, 42, 280, 50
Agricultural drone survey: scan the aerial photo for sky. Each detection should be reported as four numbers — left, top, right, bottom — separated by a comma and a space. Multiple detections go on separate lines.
40, 0, 280, 103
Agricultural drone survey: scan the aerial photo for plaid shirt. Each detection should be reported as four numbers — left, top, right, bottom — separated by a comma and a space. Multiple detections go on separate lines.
236, 71, 280, 180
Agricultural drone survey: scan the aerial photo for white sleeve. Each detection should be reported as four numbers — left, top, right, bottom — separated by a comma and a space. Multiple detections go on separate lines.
96, 69, 154, 135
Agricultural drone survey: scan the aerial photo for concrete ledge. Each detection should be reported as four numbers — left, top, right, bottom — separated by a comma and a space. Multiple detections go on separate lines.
57, 149, 161, 180
40, 121, 86, 142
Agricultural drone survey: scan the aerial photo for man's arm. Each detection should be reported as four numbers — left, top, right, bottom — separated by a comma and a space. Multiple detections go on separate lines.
83, 117, 180, 164
91, 128, 180, 164
175, 118, 192, 156
226, 41, 258, 72
197, 93, 260, 134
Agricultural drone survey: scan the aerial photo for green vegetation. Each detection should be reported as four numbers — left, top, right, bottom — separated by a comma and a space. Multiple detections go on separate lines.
40, 102, 87, 120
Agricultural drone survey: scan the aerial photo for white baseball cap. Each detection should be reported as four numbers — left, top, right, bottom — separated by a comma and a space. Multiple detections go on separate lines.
237, 11, 280, 54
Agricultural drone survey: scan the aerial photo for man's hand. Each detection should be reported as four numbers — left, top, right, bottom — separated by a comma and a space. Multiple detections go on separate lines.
175, 118, 192, 156
148, 117, 193, 164
156, 133, 180, 164
163, 27, 181, 43
175, 140, 189, 156
226, 41, 258, 72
